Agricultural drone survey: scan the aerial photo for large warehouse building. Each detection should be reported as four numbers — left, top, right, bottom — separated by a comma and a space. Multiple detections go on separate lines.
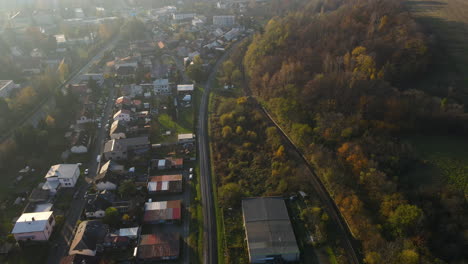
242, 197, 300, 263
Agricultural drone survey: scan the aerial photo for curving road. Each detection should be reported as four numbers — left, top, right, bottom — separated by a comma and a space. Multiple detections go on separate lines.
198, 41, 246, 264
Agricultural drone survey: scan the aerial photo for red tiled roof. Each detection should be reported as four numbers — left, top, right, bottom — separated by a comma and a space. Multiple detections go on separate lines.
138, 233, 180, 260
115, 96, 131, 105
168, 158, 183, 166
143, 208, 181, 222
150, 174, 183, 182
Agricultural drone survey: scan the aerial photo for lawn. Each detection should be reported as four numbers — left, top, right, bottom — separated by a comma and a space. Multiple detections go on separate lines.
0, 243, 49, 264
404, 135, 468, 193
159, 113, 191, 134
406, 0, 468, 101
407, 0, 468, 72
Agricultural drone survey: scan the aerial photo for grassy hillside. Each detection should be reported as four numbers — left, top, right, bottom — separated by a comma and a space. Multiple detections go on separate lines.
407, 0, 468, 101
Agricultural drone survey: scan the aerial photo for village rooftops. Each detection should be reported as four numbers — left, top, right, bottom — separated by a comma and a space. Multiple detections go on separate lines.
104, 137, 150, 153
118, 227, 139, 239
177, 84, 194, 92
148, 174, 183, 193
69, 220, 108, 256
115, 96, 132, 105
137, 233, 180, 260
154, 79, 169, 86
113, 109, 132, 120
44, 164, 79, 179
242, 197, 300, 262
11, 211, 53, 234
143, 200, 181, 223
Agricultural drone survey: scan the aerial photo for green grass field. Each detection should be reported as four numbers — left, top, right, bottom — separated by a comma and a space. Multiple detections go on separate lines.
404, 135, 468, 193
407, 0, 468, 72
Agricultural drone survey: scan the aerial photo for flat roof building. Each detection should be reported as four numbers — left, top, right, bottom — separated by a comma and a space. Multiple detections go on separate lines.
242, 197, 300, 263
11, 211, 55, 242
213, 15, 235, 26
178, 133, 195, 144
177, 84, 194, 93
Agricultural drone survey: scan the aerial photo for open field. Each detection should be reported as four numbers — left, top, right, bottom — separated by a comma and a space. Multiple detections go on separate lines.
407, 0, 468, 73
404, 135, 468, 194
406, 0, 468, 103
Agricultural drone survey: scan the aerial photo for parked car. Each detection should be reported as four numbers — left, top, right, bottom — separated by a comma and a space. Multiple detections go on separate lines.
189, 174, 193, 180
189, 168, 193, 173
84, 169, 89, 175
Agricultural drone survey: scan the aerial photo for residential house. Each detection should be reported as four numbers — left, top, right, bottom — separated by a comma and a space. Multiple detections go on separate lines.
103, 137, 150, 161
213, 15, 235, 26
11, 211, 55, 241
69, 83, 88, 96
153, 79, 170, 95
148, 174, 183, 194
172, 13, 196, 21
192, 17, 204, 27
177, 84, 194, 94
118, 227, 140, 240
0, 80, 17, 98
167, 157, 183, 169
116, 66, 136, 79
122, 84, 144, 98
43, 164, 80, 193
242, 197, 300, 263
110, 120, 127, 140
136, 233, 180, 261
133, 100, 143, 111
224, 28, 241, 41
70, 131, 90, 154
143, 200, 181, 224
115, 96, 132, 107
113, 109, 132, 122
95, 161, 125, 191
142, 57, 153, 70
85, 191, 119, 218
178, 133, 195, 144
151, 157, 183, 170
76, 108, 94, 124
103, 235, 130, 250
153, 159, 167, 170
69, 220, 108, 256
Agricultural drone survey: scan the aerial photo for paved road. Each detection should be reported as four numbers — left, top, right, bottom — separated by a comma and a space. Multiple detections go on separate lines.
46, 81, 116, 264
198, 43, 243, 264
0, 35, 120, 144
